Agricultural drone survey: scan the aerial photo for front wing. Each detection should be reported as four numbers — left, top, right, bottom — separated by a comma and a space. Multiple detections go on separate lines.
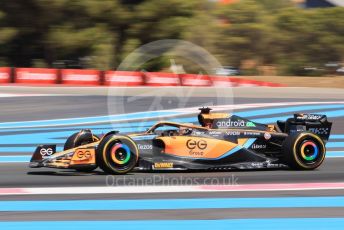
29, 144, 98, 169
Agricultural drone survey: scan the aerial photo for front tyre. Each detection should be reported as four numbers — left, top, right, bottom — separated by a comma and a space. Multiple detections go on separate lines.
96, 135, 139, 174
282, 132, 326, 170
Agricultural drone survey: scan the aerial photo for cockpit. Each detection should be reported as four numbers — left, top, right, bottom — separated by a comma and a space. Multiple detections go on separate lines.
144, 107, 276, 135
146, 122, 203, 136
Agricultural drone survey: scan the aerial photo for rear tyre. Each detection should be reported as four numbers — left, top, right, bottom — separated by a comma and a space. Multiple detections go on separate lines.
64, 130, 100, 172
282, 132, 326, 170
96, 135, 139, 174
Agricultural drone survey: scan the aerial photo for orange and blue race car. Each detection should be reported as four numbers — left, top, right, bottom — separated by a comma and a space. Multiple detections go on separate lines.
29, 108, 332, 174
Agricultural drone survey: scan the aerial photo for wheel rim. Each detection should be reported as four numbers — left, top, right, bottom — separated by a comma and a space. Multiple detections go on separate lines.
110, 143, 131, 165
300, 140, 319, 161
294, 134, 325, 167
102, 137, 138, 174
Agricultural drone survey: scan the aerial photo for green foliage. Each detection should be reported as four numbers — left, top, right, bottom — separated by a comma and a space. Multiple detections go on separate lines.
273, 6, 344, 74
0, 9, 17, 64
0, 0, 198, 70
0, 0, 343, 75
214, 0, 344, 75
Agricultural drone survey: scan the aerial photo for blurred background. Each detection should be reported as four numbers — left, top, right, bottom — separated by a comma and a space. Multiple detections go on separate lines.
0, 0, 343, 77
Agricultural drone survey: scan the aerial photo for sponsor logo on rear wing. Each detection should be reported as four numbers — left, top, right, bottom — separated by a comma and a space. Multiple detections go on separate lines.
294, 113, 327, 122
293, 114, 332, 141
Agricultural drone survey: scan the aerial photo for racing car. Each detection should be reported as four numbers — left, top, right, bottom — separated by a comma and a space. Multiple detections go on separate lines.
29, 108, 332, 174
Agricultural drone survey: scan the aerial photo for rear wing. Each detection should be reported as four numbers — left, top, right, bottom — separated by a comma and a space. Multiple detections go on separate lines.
294, 113, 328, 122
277, 113, 332, 141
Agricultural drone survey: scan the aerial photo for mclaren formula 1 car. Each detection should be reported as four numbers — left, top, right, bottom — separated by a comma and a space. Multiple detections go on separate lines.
29, 108, 332, 174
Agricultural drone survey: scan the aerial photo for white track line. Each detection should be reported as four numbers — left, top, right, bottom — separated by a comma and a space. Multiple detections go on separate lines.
1, 182, 344, 196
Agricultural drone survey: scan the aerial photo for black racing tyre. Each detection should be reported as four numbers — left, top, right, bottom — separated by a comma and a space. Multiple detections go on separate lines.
282, 132, 326, 170
64, 130, 100, 172
96, 135, 139, 174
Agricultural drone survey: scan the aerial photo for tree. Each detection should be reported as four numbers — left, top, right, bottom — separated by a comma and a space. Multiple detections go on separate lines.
0, 0, 343, 76
275, 7, 344, 74
0, 9, 17, 66
214, 0, 279, 71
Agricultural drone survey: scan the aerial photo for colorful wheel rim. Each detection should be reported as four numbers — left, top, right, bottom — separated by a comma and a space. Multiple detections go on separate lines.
300, 141, 318, 161
110, 143, 131, 165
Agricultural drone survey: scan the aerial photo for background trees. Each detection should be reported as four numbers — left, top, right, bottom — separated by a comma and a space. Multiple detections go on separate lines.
0, 0, 343, 75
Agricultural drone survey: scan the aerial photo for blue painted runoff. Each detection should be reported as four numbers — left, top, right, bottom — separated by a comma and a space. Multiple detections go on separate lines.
1, 196, 344, 211
252, 109, 344, 123
0, 110, 185, 129
0, 218, 343, 230
327, 142, 344, 148
236, 104, 344, 117
329, 134, 344, 140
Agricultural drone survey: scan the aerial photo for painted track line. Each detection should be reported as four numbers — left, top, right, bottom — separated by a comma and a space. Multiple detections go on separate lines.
1, 101, 343, 129
2, 196, 344, 211
0, 219, 343, 230
1, 183, 344, 196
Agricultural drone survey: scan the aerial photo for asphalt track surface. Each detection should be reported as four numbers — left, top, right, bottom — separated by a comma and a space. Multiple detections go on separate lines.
1, 86, 344, 228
